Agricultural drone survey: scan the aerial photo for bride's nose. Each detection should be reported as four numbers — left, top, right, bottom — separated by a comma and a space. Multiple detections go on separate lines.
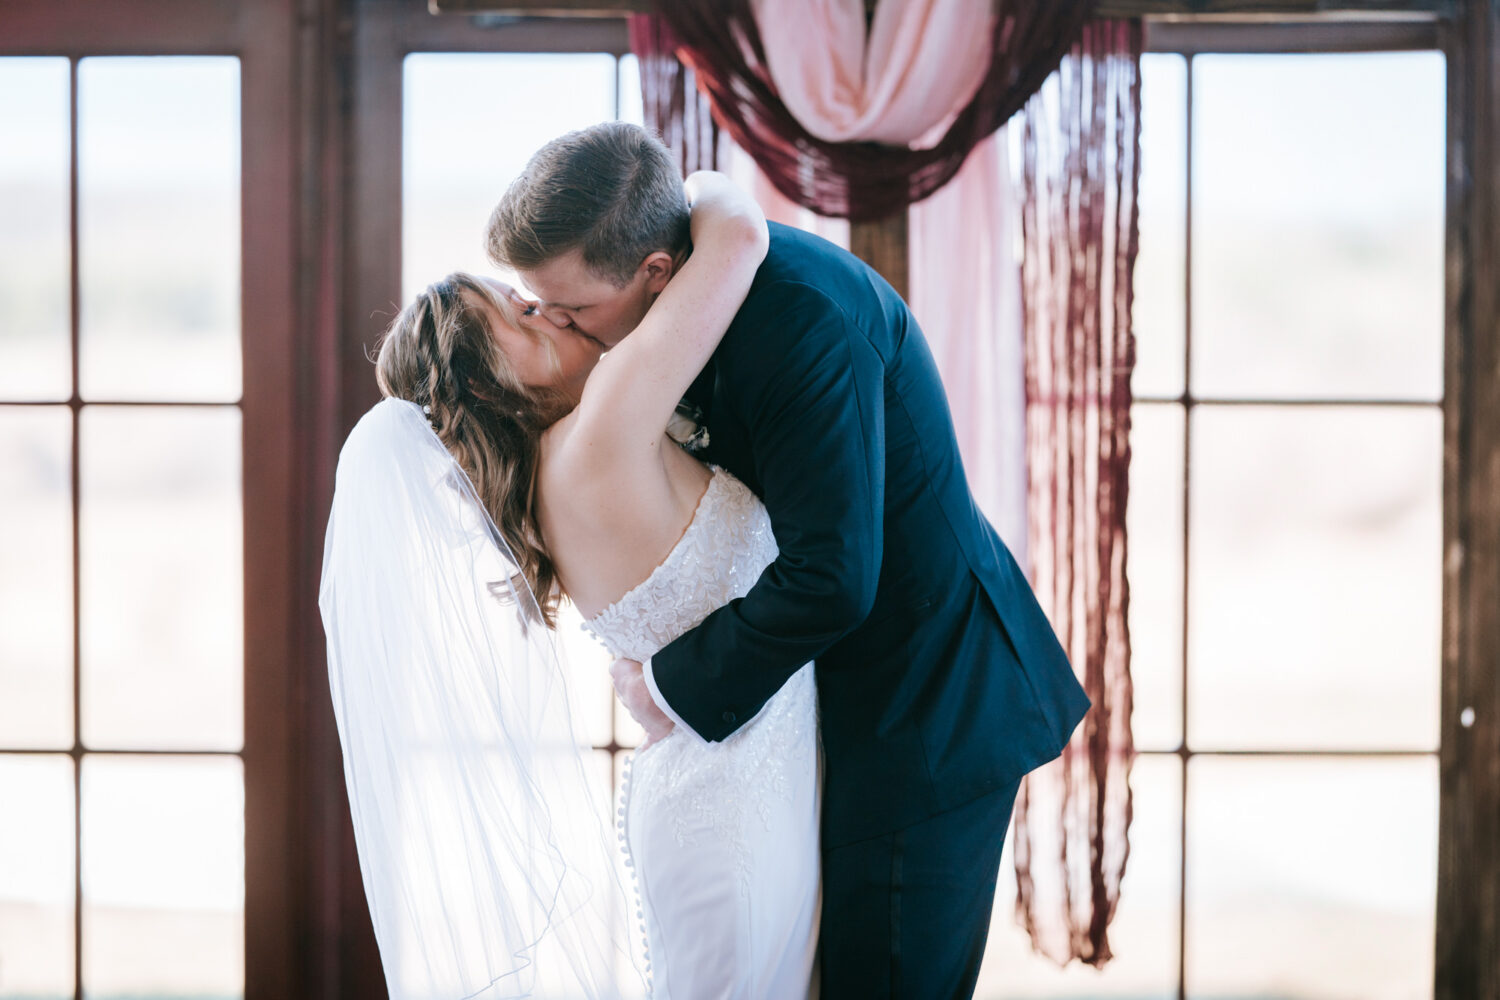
537, 304, 573, 329
524, 305, 569, 332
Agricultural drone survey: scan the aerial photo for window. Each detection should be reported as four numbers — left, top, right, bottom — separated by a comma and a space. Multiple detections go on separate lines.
7, 6, 1479, 999
976, 41, 1444, 1000
402, 45, 650, 789
0, 56, 246, 1000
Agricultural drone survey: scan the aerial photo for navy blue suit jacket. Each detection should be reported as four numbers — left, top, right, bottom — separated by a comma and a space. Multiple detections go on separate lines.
651, 222, 1091, 847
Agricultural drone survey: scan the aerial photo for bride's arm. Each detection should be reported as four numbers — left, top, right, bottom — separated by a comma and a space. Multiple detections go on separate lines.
571, 172, 767, 452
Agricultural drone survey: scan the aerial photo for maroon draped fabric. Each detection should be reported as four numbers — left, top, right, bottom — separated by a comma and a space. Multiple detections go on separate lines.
637, 0, 1094, 221
629, 15, 719, 176
1014, 19, 1142, 967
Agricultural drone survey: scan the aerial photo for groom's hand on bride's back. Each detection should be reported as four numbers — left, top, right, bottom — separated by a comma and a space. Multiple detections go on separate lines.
610, 657, 675, 749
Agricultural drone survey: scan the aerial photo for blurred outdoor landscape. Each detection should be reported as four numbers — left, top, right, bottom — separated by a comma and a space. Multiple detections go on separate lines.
0, 46, 1444, 1000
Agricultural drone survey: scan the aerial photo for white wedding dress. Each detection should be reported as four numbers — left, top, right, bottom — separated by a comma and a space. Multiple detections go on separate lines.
582, 465, 822, 1000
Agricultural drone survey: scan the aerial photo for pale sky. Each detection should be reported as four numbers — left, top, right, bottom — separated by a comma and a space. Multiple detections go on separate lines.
0, 49, 1446, 1000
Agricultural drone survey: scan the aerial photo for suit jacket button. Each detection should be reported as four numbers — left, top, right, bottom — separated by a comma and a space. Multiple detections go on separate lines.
722, 710, 737, 724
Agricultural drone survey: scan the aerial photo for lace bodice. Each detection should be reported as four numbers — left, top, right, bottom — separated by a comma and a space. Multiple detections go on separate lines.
579, 464, 820, 999
582, 466, 776, 660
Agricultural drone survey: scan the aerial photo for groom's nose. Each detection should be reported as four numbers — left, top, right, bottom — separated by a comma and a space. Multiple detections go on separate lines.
538, 303, 574, 329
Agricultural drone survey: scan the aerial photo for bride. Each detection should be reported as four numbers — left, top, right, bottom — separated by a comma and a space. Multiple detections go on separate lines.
320, 172, 819, 999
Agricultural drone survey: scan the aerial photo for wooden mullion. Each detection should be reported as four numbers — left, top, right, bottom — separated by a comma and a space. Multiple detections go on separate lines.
430, 0, 646, 13
0, 0, 241, 54
390, 6, 629, 52
849, 212, 910, 304
237, 2, 306, 999
1145, 19, 1440, 50
1436, 3, 1500, 998
1096, 0, 1452, 12
428, 0, 1456, 17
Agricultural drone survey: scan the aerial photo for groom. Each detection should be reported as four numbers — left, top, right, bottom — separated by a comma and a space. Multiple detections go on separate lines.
487, 122, 1089, 998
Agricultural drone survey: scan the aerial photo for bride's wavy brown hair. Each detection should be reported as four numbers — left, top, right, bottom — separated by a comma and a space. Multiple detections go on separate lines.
375, 272, 574, 627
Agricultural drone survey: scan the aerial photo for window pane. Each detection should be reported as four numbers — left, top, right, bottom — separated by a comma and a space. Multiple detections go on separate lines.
557, 600, 614, 749
82, 754, 243, 1000
562, 594, 644, 748
1191, 53, 1445, 401
0, 407, 73, 748
978, 755, 1180, 998
0, 57, 71, 401
80, 406, 243, 750
614, 696, 646, 750
1132, 54, 1187, 400
0, 754, 74, 1000
403, 53, 618, 300
619, 54, 643, 127
1127, 403, 1184, 751
1188, 406, 1441, 751
78, 57, 241, 402
1186, 757, 1436, 1000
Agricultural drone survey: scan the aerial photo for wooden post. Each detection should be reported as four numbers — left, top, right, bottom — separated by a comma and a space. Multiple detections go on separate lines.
849, 210, 910, 303
1436, 3, 1500, 998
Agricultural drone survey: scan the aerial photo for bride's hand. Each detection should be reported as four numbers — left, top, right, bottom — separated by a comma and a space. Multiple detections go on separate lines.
683, 170, 769, 260
609, 657, 675, 749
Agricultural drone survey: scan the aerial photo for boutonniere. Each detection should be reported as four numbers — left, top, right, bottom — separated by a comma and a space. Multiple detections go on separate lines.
665, 398, 711, 455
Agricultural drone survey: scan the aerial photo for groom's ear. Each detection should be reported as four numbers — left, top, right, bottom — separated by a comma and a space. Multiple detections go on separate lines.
640, 251, 676, 295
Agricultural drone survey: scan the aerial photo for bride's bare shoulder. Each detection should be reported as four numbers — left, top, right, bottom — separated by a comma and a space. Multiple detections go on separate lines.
538, 411, 590, 498
540, 411, 643, 506
541, 414, 683, 521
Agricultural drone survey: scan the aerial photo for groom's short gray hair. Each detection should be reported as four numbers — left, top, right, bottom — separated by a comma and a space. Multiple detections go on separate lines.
486, 122, 690, 287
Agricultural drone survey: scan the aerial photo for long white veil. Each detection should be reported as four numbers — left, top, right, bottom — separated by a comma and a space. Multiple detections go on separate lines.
318, 397, 642, 1000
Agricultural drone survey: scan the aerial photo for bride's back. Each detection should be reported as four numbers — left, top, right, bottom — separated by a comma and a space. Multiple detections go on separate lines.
537, 410, 713, 620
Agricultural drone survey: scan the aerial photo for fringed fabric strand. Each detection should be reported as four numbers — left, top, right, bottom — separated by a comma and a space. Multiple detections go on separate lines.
1014, 18, 1142, 968
629, 15, 720, 176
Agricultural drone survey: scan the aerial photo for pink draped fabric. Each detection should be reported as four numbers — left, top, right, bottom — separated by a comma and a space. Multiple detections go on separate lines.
644, 0, 1093, 220
719, 139, 851, 248
908, 132, 1029, 559
750, 0, 992, 145
1013, 19, 1142, 967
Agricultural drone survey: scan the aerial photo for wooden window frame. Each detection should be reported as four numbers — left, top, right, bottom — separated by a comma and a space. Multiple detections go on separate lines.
5, 1, 1495, 996
1135, 24, 1443, 999
2, 2, 305, 998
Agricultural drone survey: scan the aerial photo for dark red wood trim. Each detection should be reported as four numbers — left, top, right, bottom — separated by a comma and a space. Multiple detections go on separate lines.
1145, 18, 1440, 50
295, 3, 385, 998
0, 0, 240, 53
1437, 3, 1500, 998
346, 3, 405, 434
849, 213, 910, 303
427, 0, 1453, 17
386, 7, 629, 53
237, 3, 303, 999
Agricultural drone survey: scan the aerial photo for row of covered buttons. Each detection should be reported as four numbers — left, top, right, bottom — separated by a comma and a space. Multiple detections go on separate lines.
617, 754, 653, 993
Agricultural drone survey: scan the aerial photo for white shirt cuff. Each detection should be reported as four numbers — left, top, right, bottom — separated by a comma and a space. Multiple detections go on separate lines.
642, 656, 709, 745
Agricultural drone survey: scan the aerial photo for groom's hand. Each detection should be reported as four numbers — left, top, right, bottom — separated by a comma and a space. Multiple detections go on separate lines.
609, 657, 675, 749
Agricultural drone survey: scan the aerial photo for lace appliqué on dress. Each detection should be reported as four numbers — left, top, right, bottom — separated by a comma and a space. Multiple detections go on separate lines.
582, 467, 817, 897
581, 468, 764, 663
633, 668, 817, 898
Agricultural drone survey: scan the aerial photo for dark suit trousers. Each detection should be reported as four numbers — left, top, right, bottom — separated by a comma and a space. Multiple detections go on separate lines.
818, 778, 1022, 1000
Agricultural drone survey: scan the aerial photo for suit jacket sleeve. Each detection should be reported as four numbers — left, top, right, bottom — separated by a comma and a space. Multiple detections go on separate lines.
648, 279, 885, 742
